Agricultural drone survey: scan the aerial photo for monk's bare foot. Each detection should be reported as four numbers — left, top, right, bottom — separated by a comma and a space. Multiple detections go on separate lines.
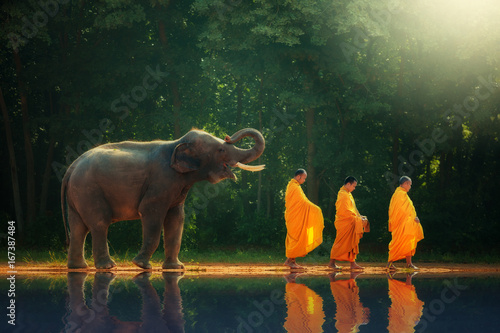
350, 262, 364, 270
327, 260, 341, 270
350, 271, 363, 280
406, 263, 419, 270
284, 259, 303, 269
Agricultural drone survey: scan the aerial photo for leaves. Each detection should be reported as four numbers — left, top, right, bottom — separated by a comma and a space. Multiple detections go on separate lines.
1, 0, 499, 252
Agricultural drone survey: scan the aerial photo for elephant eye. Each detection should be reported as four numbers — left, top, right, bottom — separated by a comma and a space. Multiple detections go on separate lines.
218, 148, 225, 153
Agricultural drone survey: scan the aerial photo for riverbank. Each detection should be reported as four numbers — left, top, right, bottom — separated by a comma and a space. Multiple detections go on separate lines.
2, 248, 500, 276
2, 261, 500, 277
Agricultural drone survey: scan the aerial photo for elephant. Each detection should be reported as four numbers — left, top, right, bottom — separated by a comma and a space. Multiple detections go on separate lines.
61, 128, 265, 269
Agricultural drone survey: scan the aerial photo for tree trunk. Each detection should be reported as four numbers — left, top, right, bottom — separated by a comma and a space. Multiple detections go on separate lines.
392, 46, 406, 175
326, 178, 337, 221
266, 187, 272, 218
171, 81, 182, 139
335, 100, 347, 145
439, 150, 453, 192
39, 91, 56, 215
256, 76, 263, 213
13, 50, 36, 226
158, 18, 181, 139
257, 162, 262, 213
236, 79, 243, 127
306, 107, 319, 204
439, 151, 446, 191
0, 87, 25, 232
392, 127, 400, 175
39, 135, 56, 216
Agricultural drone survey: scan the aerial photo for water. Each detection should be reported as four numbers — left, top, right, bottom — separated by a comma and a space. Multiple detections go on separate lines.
1, 271, 500, 332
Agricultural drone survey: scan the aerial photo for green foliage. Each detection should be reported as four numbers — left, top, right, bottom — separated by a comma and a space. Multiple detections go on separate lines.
107, 220, 144, 253
0, 0, 499, 257
20, 214, 67, 250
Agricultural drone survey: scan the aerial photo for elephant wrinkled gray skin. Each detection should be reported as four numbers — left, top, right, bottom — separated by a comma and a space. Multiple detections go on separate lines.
61, 128, 265, 269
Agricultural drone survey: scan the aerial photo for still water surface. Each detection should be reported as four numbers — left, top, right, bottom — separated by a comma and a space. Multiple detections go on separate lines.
1, 271, 499, 332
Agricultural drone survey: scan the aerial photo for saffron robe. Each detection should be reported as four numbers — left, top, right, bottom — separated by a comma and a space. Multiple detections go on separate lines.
284, 283, 325, 332
285, 179, 324, 258
330, 186, 366, 261
387, 279, 424, 333
388, 187, 424, 262
330, 279, 370, 333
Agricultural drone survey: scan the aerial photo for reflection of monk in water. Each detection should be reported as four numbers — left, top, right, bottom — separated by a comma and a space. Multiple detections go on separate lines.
64, 272, 185, 333
329, 272, 370, 333
283, 273, 325, 333
387, 273, 424, 333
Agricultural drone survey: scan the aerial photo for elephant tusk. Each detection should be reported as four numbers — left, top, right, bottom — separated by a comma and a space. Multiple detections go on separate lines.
235, 162, 265, 172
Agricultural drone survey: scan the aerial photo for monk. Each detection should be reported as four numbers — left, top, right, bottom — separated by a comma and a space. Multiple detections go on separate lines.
284, 169, 324, 269
387, 176, 424, 270
329, 176, 369, 270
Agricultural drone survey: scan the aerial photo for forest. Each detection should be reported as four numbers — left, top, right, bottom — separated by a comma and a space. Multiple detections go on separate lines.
1, 0, 499, 258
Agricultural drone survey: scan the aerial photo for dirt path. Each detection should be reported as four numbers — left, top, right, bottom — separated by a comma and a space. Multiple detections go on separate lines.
2, 262, 500, 277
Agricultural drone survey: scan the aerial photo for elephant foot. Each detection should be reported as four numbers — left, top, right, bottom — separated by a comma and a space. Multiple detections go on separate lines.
95, 258, 117, 270
68, 259, 89, 269
132, 256, 152, 270
162, 260, 185, 270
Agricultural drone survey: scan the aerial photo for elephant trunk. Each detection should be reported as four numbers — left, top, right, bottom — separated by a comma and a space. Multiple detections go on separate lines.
225, 128, 265, 164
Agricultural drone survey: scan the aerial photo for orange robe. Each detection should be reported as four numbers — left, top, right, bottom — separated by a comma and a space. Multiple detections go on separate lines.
330, 279, 370, 333
285, 179, 324, 258
387, 279, 424, 333
284, 283, 325, 332
388, 187, 424, 262
330, 186, 366, 261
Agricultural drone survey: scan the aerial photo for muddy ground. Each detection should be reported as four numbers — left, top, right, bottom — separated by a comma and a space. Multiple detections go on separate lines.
2, 262, 500, 277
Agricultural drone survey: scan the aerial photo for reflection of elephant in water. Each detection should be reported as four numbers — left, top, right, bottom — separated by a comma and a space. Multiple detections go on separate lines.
64, 272, 185, 333
61, 128, 265, 269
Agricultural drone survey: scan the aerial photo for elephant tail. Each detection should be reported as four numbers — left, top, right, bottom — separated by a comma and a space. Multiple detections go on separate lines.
61, 169, 70, 249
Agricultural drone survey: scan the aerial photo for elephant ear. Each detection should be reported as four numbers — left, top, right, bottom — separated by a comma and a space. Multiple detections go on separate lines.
170, 142, 201, 173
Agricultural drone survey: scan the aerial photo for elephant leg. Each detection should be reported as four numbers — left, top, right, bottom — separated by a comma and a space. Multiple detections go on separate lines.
89, 221, 116, 269
72, 190, 115, 269
133, 216, 163, 269
162, 205, 185, 270
67, 207, 89, 269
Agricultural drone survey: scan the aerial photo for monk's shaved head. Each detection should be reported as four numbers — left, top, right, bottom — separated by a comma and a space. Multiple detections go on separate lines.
295, 169, 307, 177
399, 176, 411, 185
344, 176, 358, 185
